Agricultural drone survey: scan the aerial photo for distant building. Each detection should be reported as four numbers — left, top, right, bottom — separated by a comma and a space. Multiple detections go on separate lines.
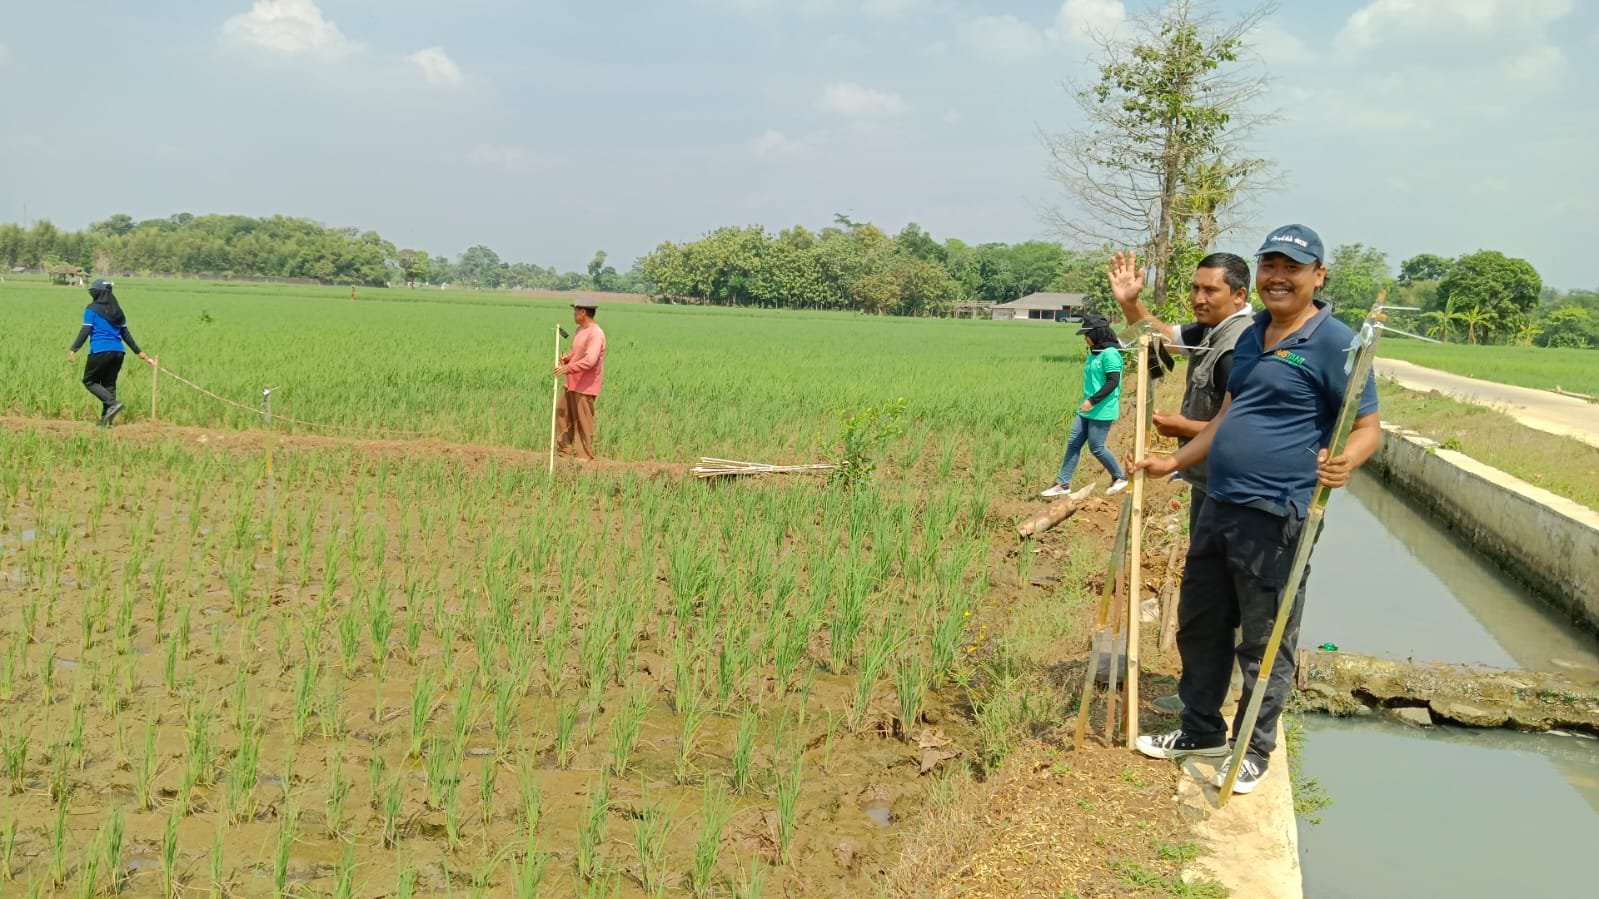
49, 266, 88, 286
990, 292, 1087, 322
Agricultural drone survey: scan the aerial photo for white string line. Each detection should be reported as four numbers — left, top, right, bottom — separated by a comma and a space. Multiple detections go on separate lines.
156, 365, 439, 438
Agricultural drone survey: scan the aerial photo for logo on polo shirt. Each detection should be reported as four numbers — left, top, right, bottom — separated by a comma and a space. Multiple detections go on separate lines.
1272, 349, 1307, 367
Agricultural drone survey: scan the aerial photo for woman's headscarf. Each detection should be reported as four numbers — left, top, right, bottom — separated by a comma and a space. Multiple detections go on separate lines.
1077, 313, 1121, 352
86, 279, 126, 328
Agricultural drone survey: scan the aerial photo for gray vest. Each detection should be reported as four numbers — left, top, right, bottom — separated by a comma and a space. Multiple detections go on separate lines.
1178, 313, 1252, 492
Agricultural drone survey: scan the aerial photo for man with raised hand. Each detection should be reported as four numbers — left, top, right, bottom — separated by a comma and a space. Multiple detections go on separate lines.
553, 301, 607, 461
1129, 225, 1381, 795
1108, 250, 1254, 532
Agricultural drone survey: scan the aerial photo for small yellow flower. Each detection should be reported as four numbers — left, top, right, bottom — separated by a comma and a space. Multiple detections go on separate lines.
963, 611, 971, 618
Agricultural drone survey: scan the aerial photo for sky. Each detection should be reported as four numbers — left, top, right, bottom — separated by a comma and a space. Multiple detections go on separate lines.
2, 0, 1596, 287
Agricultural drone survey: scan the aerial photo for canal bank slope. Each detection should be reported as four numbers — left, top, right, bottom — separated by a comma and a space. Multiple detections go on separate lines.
1367, 422, 1599, 631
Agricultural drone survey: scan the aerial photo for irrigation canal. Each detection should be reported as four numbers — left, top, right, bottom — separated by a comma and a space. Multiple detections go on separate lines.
1296, 473, 1599, 897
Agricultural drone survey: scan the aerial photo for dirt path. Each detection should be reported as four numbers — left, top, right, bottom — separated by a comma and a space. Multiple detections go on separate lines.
1376, 359, 1599, 449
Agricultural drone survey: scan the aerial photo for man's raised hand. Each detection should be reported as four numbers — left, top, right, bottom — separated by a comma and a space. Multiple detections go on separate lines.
1107, 251, 1145, 307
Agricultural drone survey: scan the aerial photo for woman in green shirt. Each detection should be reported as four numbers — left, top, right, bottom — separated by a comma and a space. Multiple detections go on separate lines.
1042, 314, 1129, 497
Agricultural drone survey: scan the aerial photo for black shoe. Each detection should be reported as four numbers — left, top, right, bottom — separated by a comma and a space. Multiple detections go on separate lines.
1135, 728, 1229, 759
100, 402, 125, 426
1213, 754, 1267, 794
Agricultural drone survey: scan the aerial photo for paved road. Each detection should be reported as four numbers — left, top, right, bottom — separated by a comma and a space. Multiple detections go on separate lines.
1375, 358, 1599, 449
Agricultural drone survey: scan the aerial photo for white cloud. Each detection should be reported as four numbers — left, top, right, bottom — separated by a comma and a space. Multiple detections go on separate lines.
959, 1, 1124, 63
467, 144, 539, 174
408, 47, 464, 87
920, 40, 950, 57
942, 108, 962, 126
0, 43, 10, 65
822, 33, 869, 54
748, 129, 820, 160
220, 0, 358, 58
816, 81, 909, 118
958, 14, 1047, 63
1050, 0, 1125, 45
1341, 0, 1571, 51
862, 0, 925, 17
1247, 20, 1314, 67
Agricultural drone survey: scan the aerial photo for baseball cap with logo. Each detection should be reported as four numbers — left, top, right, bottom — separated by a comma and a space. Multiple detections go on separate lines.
1255, 224, 1324, 265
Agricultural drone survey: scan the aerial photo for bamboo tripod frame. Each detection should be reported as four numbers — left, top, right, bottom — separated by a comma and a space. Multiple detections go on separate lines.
548, 326, 561, 474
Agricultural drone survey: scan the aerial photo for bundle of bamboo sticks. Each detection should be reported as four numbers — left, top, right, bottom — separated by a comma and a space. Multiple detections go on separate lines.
691, 457, 837, 479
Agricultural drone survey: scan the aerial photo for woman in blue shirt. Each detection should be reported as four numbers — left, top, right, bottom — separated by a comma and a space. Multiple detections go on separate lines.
1042, 313, 1129, 498
67, 280, 153, 426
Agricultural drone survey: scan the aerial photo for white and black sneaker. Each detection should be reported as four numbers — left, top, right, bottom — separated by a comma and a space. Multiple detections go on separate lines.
1040, 483, 1072, 498
1106, 478, 1129, 495
1135, 729, 1229, 760
1213, 755, 1266, 794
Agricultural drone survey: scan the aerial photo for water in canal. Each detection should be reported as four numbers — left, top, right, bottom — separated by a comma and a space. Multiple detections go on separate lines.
1296, 473, 1599, 898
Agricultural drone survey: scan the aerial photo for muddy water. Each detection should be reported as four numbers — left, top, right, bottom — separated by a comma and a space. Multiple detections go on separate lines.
1296, 474, 1599, 897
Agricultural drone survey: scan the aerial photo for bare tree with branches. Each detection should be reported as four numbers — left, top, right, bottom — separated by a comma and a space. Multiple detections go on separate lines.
1043, 1, 1275, 317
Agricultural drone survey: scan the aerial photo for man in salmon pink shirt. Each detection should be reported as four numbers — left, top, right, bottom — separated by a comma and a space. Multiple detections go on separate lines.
553, 302, 607, 460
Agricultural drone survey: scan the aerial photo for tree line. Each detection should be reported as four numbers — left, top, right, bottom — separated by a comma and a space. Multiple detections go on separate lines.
1322, 245, 1597, 349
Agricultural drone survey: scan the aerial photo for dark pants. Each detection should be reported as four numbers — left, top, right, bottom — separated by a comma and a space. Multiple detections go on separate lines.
82, 351, 125, 414
1176, 500, 1316, 763
1188, 485, 1209, 533
555, 389, 598, 460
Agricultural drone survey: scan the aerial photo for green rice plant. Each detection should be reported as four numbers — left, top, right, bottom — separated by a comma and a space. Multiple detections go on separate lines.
2, 731, 25, 795
396, 866, 417, 899
75, 846, 100, 899
578, 608, 614, 692
49, 797, 68, 887
493, 678, 517, 758
381, 774, 404, 848
134, 719, 158, 810
772, 616, 809, 695
162, 631, 182, 693
674, 686, 710, 785
1, 814, 17, 883
332, 842, 356, 899
509, 832, 551, 899
734, 854, 770, 899
690, 781, 734, 898
554, 702, 579, 770
608, 684, 650, 777
0, 641, 16, 703
850, 627, 900, 732
325, 750, 351, 838
516, 756, 542, 831
319, 676, 347, 740
774, 753, 803, 863
338, 599, 362, 672
100, 805, 125, 894
731, 707, 758, 795
443, 777, 465, 850
575, 771, 610, 883
929, 597, 967, 682
631, 789, 675, 899
408, 665, 438, 758
161, 808, 180, 896
424, 735, 452, 809
829, 580, 869, 674
176, 603, 192, 659
543, 605, 571, 696
403, 601, 424, 664
292, 660, 317, 744
478, 758, 499, 829
210, 819, 227, 896
272, 801, 299, 898
892, 654, 928, 739
40, 645, 55, 706
373, 656, 389, 728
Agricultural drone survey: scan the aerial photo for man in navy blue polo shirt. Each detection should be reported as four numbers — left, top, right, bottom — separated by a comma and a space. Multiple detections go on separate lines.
1129, 224, 1381, 794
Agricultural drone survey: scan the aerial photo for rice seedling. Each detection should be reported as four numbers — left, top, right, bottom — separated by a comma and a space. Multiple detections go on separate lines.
690, 781, 735, 898
210, 819, 227, 896
332, 841, 357, 899
134, 719, 158, 811
731, 707, 758, 795
509, 832, 551, 899
273, 801, 299, 897
1, 814, 17, 883
2, 731, 25, 795
608, 683, 651, 777
734, 854, 770, 899
381, 774, 404, 848
161, 809, 179, 897
631, 789, 675, 899
408, 665, 438, 758
478, 758, 499, 829
554, 702, 579, 770
892, 654, 928, 739
774, 752, 803, 863
326, 750, 352, 838
49, 797, 68, 887
100, 805, 126, 894
574, 771, 610, 883
674, 686, 710, 785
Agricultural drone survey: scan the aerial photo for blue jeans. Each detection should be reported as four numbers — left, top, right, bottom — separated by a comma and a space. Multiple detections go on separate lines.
1055, 415, 1125, 486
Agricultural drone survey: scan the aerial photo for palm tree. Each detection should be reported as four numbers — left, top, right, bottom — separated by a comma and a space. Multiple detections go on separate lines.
1421, 299, 1465, 343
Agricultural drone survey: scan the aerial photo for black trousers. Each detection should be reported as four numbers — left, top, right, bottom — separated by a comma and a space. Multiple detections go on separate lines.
1176, 499, 1316, 762
82, 351, 124, 412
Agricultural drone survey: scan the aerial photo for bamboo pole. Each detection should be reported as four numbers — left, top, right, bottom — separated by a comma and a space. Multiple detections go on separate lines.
1072, 492, 1134, 750
1017, 484, 1094, 538
1126, 334, 1150, 748
1158, 541, 1182, 651
1218, 303, 1389, 805
149, 356, 159, 421
548, 326, 561, 474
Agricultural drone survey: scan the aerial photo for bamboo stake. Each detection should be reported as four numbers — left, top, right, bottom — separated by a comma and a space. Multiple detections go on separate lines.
1217, 303, 1389, 805
1104, 551, 1125, 744
548, 326, 561, 474
1126, 335, 1150, 747
1158, 541, 1182, 651
1072, 492, 1134, 750
149, 356, 159, 421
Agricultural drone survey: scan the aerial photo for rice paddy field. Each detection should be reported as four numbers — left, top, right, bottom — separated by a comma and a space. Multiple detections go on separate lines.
0, 277, 1127, 897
